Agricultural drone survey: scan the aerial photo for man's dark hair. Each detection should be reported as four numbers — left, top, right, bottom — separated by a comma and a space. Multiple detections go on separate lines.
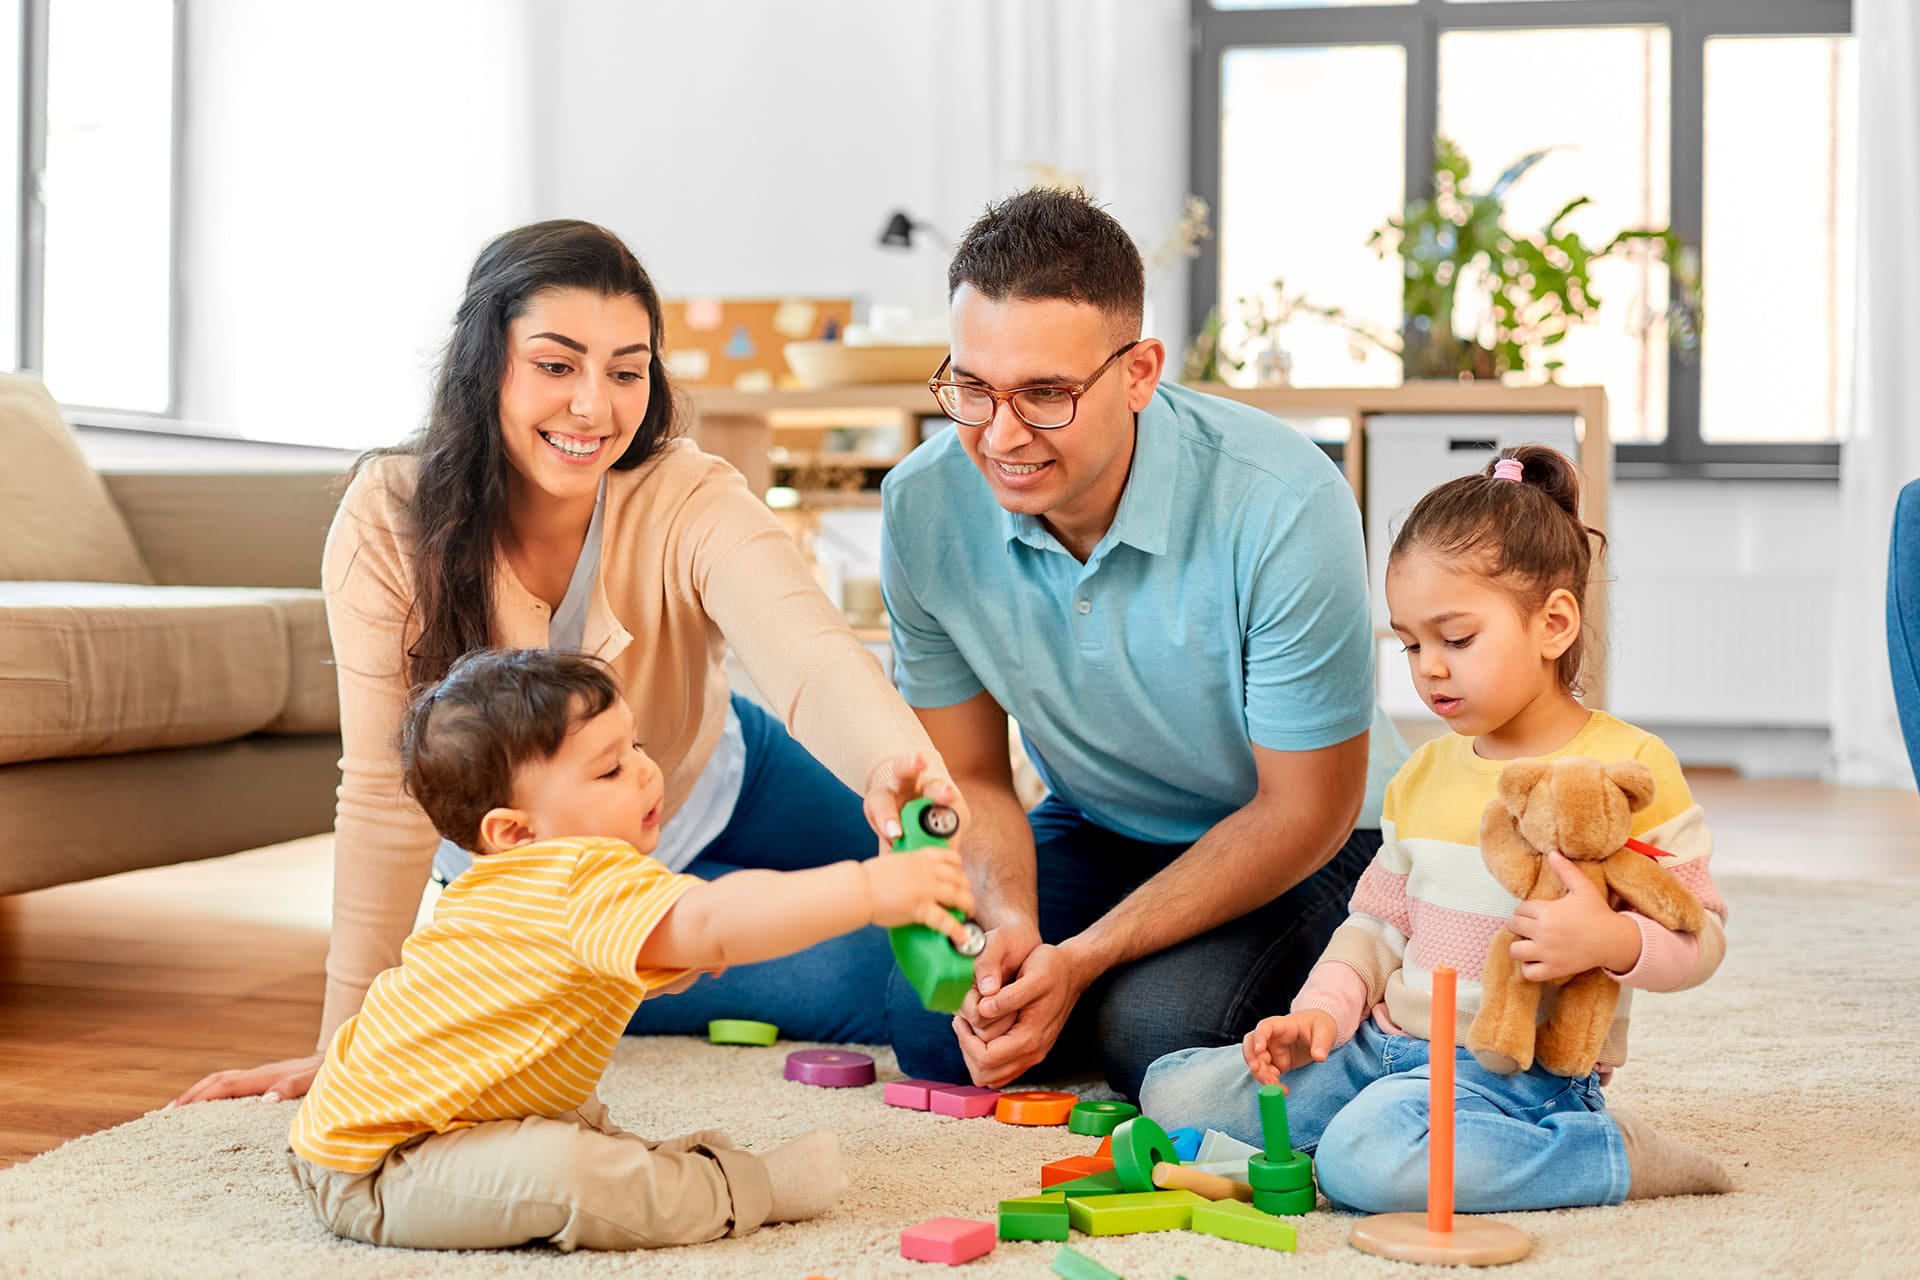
947, 187, 1145, 338
398, 648, 622, 851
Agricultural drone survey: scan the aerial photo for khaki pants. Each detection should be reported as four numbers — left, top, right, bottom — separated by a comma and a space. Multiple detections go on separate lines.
288, 1095, 772, 1252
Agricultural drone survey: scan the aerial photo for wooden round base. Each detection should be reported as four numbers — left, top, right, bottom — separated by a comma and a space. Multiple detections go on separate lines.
1349, 1213, 1532, 1267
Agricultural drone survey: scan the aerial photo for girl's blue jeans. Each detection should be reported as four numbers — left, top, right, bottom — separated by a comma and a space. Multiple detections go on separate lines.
1139, 1019, 1630, 1213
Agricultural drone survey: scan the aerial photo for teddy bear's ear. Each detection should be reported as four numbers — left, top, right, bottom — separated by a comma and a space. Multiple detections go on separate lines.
1496, 759, 1551, 814
1606, 761, 1657, 813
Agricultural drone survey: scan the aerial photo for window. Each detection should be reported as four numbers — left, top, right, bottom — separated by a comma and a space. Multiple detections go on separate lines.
1190, 0, 1854, 471
12, 0, 178, 415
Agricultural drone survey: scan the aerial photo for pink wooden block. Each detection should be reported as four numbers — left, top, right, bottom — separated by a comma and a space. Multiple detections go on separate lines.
900, 1216, 996, 1265
883, 1078, 951, 1110
928, 1084, 1001, 1118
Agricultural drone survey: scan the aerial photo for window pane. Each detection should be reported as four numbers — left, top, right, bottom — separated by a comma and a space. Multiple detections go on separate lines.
1439, 26, 1671, 442
1217, 45, 1406, 390
1701, 36, 1856, 444
0, 0, 20, 372
40, 0, 173, 411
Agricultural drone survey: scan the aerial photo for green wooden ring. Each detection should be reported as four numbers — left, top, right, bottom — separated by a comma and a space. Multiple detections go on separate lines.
1246, 1150, 1314, 1192
1066, 1099, 1140, 1137
1251, 1184, 1318, 1216
706, 1018, 778, 1046
1109, 1115, 1180, 1192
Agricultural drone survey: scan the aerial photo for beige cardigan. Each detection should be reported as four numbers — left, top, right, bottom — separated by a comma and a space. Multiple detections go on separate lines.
318, 440, 940, 1043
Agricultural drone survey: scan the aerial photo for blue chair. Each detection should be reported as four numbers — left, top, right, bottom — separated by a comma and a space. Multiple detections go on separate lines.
1892, 479, 1920, 785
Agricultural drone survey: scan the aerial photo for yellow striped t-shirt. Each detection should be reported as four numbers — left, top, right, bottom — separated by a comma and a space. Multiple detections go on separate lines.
290, 836, 698, 1172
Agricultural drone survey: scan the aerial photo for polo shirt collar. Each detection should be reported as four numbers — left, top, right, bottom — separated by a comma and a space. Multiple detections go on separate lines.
999, 388, 1180, 557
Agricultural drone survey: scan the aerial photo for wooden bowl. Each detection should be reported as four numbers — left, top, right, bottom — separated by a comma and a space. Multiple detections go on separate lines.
783, 341, 947, 388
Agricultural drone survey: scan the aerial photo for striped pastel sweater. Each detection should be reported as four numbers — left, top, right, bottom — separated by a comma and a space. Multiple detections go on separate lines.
290, 837, 699, 1172
1292, 712, 1727, 1073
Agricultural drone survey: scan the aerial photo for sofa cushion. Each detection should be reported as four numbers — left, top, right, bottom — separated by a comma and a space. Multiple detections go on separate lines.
0, 582, 339, 765
0, 374, 153, 584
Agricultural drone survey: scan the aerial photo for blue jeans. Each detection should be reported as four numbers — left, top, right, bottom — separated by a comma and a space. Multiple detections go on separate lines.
623, 694, 893, 1043
887, 795, 1378, 1101
1892, 479, 1920, 786
1139, 1019, 1628, 1213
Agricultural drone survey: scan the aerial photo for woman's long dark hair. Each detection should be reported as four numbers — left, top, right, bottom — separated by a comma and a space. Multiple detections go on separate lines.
356, 220, 681, 686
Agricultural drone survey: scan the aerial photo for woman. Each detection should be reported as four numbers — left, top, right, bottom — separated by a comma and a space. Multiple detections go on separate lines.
175, 221, 961, 1106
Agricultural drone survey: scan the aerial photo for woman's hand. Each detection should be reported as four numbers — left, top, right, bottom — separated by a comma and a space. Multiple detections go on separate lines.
170, 1052, 323, 1108
862, 751, 968, 854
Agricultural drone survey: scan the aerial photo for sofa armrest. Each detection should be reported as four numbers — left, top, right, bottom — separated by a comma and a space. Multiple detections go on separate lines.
100, 469, 344, 588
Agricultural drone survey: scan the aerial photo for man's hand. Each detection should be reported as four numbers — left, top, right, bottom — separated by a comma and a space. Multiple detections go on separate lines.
1242, 1010, 1336, 1085
955, 918, 1043, 1042
1506, 851, 1643, 981
951, 940, 1094, 1087
862, 751, 968, 854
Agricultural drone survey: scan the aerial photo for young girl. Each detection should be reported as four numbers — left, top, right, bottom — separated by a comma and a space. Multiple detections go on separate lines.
1139, 445, 1731, 1213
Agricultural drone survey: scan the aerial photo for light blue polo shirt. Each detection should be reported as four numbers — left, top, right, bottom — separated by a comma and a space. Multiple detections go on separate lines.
880, 381, 1406, 846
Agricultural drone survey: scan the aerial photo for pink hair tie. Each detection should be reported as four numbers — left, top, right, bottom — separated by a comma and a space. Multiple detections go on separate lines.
1492, 458, 1525, 483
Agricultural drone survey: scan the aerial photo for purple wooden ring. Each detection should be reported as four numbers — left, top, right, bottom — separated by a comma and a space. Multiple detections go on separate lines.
784, 1049, 877, 1087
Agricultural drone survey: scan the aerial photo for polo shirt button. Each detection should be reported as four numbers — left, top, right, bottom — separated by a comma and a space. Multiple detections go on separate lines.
1076, 599, 1091, 615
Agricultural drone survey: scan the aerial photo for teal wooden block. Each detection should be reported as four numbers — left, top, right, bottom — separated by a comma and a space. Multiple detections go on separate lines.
999, 1193, 1070, 1242
1065, 1189, 1206, 1236
1051, 1245, 1124, 1280
1191, 1199, 1299, 1252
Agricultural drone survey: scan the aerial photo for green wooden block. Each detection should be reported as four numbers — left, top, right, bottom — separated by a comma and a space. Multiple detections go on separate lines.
1246, 1149, 1313, 1192
1066, 1189, 1206, 1236
1257, 1083, 1293, 1157
1051, 1245, 1124, 1280
706, 1019, 777, 1046
998, 1194, 1070, 1242
1067, 1099, 1140, 1137
1191, 1199, 1299, 1252
1050, 1169, 1128, 1198
1250, 1184, 1318, 1216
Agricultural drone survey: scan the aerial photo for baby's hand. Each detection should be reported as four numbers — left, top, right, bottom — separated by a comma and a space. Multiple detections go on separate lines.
862, 847, 975, 948
1242, 1009, 1336, 1085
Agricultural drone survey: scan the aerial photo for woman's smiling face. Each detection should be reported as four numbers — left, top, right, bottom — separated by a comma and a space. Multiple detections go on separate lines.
497, 287, 655, 505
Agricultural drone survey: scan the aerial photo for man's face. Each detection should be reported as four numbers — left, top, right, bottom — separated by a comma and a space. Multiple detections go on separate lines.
945, 286, 1154, 534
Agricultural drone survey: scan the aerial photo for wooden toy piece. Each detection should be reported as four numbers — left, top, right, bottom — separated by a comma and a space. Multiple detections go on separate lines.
1050, 1245, 1124, 1280
1066, 1189, 1206, 1237
1150, 1161, 1252, 1202
1349, 966, 1532, 1267
883, 1078, 952, 1110
996, 1090, 1078, 1125
1166, 1126, 1202, 1162
901, 1216, 996, 1265
1066, 1099, 1139, 1137
1251, 1185, 1317, 1216
706, 1019, 777, 1046
1246, 1150, 1314, 1192
1040, 1154, 1114, 1187
1108, 1116, 1181, 1192
783, 1049, 876, 1087
1094, 1134, 1113, 1158
888, 798, 985, 1013
1191, 1199, 1299, 1252
1049, 1169, 1128, 1198
928, 1084, 1001, 1118
998, 1193, 1070, 1242
1257, 1082, 1293, 1158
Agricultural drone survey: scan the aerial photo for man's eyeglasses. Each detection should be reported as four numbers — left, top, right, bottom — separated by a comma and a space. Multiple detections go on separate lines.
928, 341, 1138, 430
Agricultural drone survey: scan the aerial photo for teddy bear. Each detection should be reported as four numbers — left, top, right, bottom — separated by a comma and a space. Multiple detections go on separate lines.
1467, 756, 1707, 1079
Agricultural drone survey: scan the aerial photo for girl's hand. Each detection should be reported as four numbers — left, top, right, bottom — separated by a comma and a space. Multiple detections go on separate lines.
170, 1052, 323, 1108
1506, 851, 1644, 981
862, 752, 968, 853
1242, 1010, 1336, 1085
862, 845, 975, 947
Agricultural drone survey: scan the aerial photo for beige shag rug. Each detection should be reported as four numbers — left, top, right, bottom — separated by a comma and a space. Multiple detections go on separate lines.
4, 873, 1918, 1280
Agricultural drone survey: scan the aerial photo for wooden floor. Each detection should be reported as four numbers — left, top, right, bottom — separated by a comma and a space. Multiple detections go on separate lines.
2, 772, 1914, 1168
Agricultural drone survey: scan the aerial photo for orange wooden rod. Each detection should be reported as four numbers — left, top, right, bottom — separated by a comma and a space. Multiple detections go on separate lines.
1152, 1162, 1254, 1202
1429, 964, 1457, 1235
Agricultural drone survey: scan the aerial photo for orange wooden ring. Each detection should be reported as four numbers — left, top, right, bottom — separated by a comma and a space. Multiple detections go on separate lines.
995, 1090, 1078, 1125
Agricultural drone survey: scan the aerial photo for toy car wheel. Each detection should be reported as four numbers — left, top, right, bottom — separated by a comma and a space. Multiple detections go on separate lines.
956, 919, 987, 957
920, 804, 960, 838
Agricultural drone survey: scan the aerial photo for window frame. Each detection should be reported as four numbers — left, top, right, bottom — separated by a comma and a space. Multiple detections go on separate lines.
1188, 0, 1854, 477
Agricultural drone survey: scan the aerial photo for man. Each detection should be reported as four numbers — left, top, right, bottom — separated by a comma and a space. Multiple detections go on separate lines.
880, 187, 1408, 1100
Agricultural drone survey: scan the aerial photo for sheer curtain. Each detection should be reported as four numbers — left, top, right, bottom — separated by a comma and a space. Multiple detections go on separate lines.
1831, 0, 1920, 788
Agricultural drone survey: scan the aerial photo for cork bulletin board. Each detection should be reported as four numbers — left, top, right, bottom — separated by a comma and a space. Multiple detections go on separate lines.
661, 298, 855, 390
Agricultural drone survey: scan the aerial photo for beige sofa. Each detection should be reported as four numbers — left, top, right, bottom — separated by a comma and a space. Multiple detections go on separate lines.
0, 374, 344, 896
